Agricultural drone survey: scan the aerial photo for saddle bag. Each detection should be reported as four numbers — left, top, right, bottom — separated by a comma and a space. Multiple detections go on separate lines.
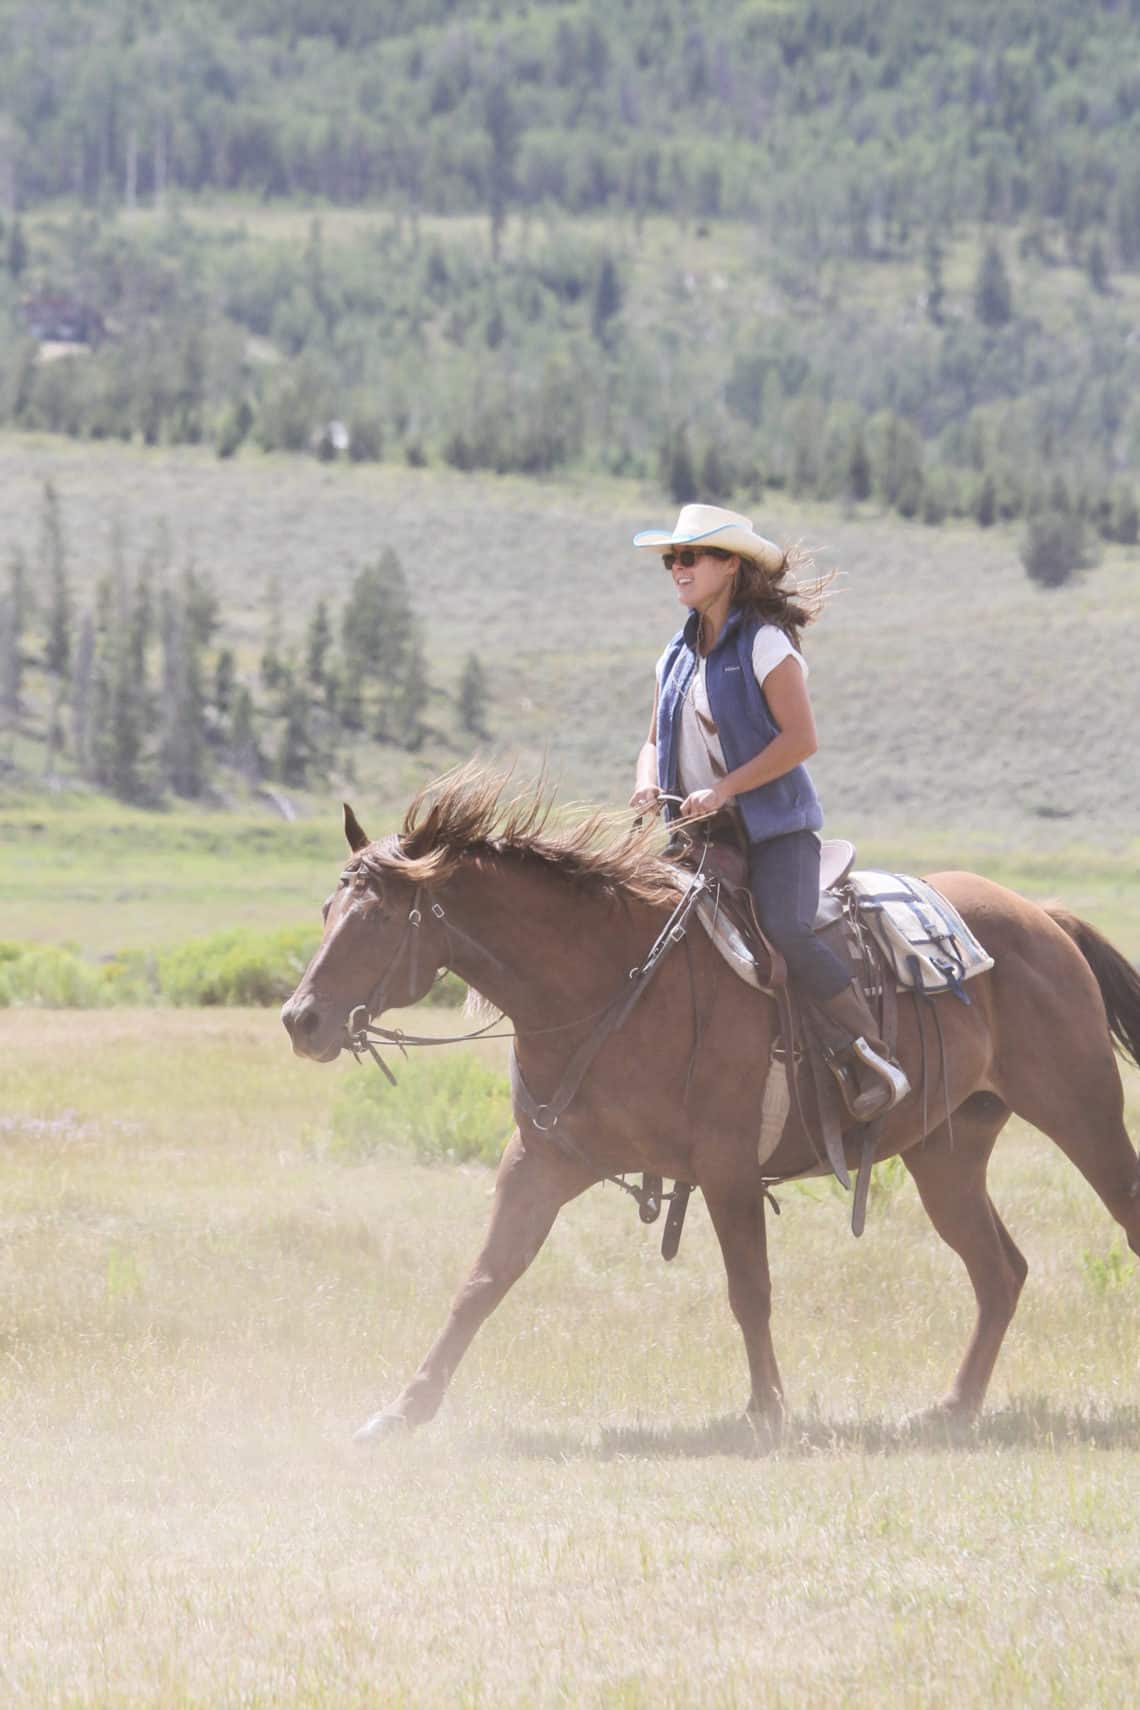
845, 871, 994, 998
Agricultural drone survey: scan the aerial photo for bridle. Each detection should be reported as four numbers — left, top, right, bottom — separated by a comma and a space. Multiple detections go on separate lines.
338, 839, 711, 1208
344, 882, 509, 1084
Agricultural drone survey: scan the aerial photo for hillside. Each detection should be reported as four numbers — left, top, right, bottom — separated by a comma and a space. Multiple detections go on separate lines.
2, 437, 1136, 854
1, 0, 1139, 515
5, 1, 1140, 230
1, 3, 1137, 839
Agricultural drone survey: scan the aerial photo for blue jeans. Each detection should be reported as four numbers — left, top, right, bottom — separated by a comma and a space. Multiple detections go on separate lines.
747, 831, 852, 1003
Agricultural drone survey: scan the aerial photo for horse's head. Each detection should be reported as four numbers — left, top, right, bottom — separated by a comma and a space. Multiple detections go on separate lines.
281, 804, 448, 1061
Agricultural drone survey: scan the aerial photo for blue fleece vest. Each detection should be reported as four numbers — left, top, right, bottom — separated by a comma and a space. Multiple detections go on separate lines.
655, 608, 823, 844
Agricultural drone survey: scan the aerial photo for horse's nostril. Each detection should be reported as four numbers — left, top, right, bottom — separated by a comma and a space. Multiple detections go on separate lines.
298, 1007, 321, 1036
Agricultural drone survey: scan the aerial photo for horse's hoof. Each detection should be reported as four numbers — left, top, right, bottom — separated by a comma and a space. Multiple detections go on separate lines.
353, 1409, 410, 1445
900, 1402, 976, 1439
744, 1408, 784, 1453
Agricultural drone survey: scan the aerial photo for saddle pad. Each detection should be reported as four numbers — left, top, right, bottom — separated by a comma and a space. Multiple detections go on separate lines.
847, 871, 994, 995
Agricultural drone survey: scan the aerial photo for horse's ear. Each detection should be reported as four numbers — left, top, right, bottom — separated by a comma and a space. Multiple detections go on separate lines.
343, 803, 370, 852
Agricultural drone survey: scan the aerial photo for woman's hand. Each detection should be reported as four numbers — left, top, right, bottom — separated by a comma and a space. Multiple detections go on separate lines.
679, 784, 728, 820
628, 784, 663, 814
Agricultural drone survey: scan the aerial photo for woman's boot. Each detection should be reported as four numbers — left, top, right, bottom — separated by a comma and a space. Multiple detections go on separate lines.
813, 983, 910, 1121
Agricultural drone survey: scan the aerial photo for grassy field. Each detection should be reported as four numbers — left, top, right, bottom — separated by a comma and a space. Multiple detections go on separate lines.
1, 1006, 1138, 1706
0, 794, 342, 956
2, 788, 1138, 968
2, 424, 1137, 1702
2, 435, 1138, 852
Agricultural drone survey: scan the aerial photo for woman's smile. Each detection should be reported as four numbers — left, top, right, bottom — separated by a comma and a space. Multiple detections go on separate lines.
669, 548, 737, 615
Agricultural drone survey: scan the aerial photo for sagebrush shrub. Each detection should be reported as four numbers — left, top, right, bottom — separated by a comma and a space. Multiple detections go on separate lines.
330, 1052, 511, 1167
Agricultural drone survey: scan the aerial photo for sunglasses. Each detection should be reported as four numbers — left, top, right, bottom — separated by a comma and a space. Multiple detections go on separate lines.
662, 547, 729, 571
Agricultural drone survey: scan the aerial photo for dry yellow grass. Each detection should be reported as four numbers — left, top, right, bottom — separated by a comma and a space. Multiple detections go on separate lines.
2, 1008, 1139, 1707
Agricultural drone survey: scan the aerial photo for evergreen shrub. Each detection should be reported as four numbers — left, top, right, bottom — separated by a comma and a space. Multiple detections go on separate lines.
1021, 508, 1091, 588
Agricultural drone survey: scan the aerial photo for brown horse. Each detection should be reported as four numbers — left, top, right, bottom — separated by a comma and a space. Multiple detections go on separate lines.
281, 769, 1140, 1442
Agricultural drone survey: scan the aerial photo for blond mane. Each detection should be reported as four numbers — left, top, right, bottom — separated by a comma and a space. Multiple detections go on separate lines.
355, 763, 681, 906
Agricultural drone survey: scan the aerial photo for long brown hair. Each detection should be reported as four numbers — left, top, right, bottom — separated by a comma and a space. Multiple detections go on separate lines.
730, 545, 832, 650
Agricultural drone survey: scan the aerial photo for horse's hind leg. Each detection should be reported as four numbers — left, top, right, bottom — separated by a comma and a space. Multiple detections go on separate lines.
994, 994, 1140, 1257
354, 1133, 592, 1441
902, 1093, 1026, 1419
703, 1177, 784, 1438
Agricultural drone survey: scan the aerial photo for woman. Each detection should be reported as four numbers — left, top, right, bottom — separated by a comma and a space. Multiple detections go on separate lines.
629, 503, 908, 1121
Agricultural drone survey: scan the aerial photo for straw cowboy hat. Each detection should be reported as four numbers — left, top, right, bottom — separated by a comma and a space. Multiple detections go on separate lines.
633, 504, 784, 572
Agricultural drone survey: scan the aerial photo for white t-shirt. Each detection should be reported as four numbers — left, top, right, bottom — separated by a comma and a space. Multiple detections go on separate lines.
655, 628, 807, 799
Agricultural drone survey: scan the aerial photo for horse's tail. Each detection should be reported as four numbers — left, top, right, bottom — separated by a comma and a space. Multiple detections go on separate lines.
1046, 907, 1140, 1069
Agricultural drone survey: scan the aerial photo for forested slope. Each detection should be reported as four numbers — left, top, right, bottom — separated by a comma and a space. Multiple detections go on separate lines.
4, 1, 1140, 500
5, 0, 1140, 241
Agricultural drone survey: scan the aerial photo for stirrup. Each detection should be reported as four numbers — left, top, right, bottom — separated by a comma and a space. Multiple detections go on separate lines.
848, 1036, 910, 1116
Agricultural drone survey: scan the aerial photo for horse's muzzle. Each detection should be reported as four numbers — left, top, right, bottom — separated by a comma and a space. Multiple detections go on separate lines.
280, 992, 343, 1062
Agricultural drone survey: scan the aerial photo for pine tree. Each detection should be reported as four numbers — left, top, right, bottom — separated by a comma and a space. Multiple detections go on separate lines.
40, 481, 72, 678
337, 666, 363, 732
160, 573, 207, 798
229, 686, 262, 782
87, 530, 147, 802
305, 599, 333, 689
1021, 507, 1089, 589
1112, 484, 1139, 547
700, 442, 732, 504
183, 568, 219, 649
70, 612, 95, 775
276, 674, 313, 786
213, 647, 236, 716
973, 241, 1013, 328
923, 229, 945, 325
663, 428, 697, 504
896, 466, 924, 519
1112, 164, 1140, 267
974, 472, 997, 528
392, 623, 429, 751
458, 651, 489, 738
590, 252, 622, 347
260, 575, 285, 691
1, 548, 28, 717
484, 78, 519, 263
1086, 237, 1109, 295
872, 412, 924, 509
6, 216, 26, 279
0, 598, 14, 763
129, 557, 155, 686
847, 424, 872, 502
1049, 471, 1072, 514
340, 549, 426, 746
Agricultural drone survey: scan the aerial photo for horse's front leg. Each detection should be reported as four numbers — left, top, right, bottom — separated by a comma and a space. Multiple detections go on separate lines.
703, 1173, 784, 1442
355, 1131, 593, 1441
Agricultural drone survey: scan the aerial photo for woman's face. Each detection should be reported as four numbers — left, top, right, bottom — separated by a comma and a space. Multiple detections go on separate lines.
662, 547, 738, 613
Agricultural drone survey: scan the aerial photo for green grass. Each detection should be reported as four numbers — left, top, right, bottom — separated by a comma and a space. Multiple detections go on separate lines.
1, 782, 1137, 971
1, 1007, 1138, 1705
0, 794, 341, 956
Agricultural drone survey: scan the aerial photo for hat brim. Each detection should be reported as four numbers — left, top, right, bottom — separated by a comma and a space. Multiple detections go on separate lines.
633, 524, 783, 570
633, 524, 742, 548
